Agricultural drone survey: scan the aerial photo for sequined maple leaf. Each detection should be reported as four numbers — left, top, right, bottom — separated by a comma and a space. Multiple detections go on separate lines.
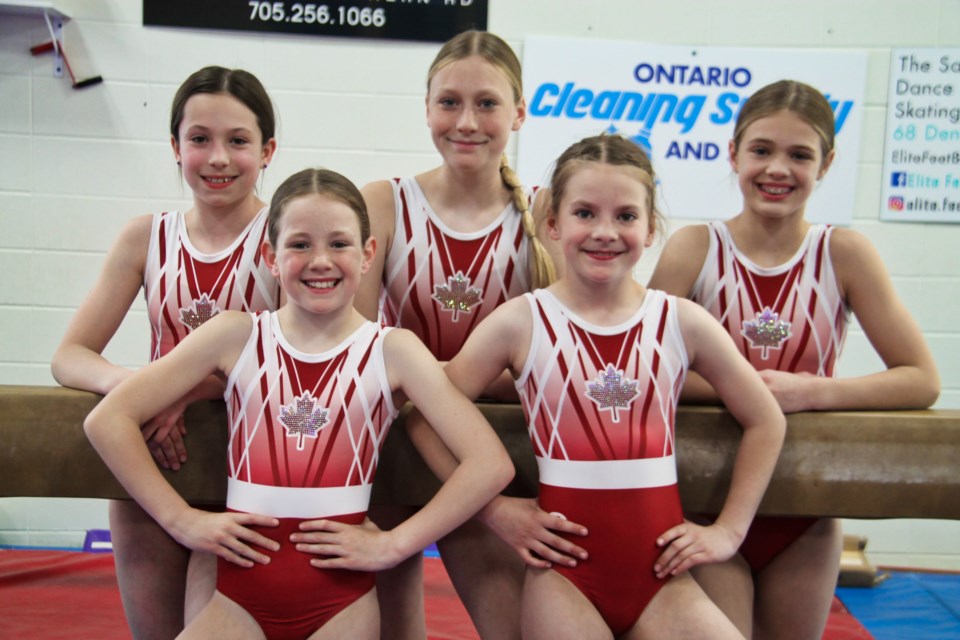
432, 272, 482, 322
741, 307, 791, 360
179, 293, 220, 330
585, 364, 640, 423
278, 392, 329, 451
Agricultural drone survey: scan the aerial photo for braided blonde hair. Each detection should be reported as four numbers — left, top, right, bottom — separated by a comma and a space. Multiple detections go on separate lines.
428, 30, 557, 289
499, 155, 557, 288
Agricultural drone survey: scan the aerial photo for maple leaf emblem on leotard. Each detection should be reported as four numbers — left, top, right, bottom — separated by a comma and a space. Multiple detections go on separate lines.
278, 392, 329, 451
179, 293, 220, 331
741, 307, 792, 360
432, 272, 482, 322
585, 364, 640, 423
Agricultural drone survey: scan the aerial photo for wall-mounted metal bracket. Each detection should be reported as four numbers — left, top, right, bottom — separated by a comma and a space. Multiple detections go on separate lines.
0, 1, 71, 78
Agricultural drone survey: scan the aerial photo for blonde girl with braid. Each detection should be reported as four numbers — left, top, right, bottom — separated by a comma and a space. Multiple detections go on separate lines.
334, 29, 584, 640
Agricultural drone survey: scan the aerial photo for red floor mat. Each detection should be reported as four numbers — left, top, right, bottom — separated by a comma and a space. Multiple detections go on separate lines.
0, 550, 128, 639
0, 549, 871, 639
0, 549, 473, 640
423, 557, 476, 639
824, 596, 875, 639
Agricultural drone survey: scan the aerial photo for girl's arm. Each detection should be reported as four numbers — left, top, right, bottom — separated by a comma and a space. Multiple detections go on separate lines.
768, 228, 939, 412
654, 300, 786, 578
298, 325, 516, 570
647, 224, 721, 404
51, 215, 152, 394
405, 299, 588, 568
386, 329, 517, 561
83, 312, 279, 566
354, 180, 396, 321
51, 215, 228, 468
403, 396, 589, 569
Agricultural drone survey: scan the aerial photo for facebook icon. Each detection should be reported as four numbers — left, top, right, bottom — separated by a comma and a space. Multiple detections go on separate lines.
891, 172, 908, 187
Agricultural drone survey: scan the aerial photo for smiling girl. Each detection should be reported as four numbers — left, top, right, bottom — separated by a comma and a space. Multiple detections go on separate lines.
413, 133, 785, 638
649, 79, 940, 640
83, 167, 513, 640
52, 66, 280, 639
349, 30, 579, 639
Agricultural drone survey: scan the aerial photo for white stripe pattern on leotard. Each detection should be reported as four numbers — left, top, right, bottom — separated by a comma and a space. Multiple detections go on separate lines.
223, 312, 398, 518
144, 209, 279, 361
515, 289, 688, 490
380, 176, 532, 361
690, 221, 848, 375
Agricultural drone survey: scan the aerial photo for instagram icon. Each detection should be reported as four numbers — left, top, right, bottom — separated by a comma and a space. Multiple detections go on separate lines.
888, 196, 904, 211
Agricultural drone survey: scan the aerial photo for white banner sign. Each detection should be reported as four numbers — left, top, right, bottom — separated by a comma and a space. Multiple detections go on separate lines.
518, 37, 867, 225
880, 48, 960, 223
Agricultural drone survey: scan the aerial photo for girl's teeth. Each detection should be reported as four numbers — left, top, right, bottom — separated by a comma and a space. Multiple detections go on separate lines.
761, 185, 790, 195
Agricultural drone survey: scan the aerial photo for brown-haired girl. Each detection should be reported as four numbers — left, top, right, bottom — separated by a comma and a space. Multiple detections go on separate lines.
649, 79, 940, 639
84, 167, 514, 640
52, 66, 280, 639
415, 133, 785, 638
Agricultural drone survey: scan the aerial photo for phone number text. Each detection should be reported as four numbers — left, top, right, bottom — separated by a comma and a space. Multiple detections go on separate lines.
248, 2, 386, 27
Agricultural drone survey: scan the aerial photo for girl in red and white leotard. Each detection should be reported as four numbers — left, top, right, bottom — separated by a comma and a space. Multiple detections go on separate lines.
53, 66, 281, 639
649, 79, 939, 640
355, 30, 568, 640
85, 168, 514, 640
408, 133, 786, 638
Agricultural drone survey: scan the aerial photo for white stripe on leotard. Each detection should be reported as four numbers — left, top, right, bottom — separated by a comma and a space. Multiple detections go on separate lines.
536, 455, 677, 490
226, 478, 372, 519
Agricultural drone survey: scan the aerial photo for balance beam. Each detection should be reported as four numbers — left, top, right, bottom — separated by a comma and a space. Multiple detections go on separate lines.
2, 385, 958, 520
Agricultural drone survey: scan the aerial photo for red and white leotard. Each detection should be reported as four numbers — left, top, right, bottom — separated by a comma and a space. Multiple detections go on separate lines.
380, 176, 533, 360
516, 288, 688, 634
143, 209, 279, 361
690, 221, 849, 570
217, 312, 398, 639
690, 221, 848, 375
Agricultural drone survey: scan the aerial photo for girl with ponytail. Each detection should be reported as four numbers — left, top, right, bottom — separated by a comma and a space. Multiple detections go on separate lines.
343, 29, 578, 640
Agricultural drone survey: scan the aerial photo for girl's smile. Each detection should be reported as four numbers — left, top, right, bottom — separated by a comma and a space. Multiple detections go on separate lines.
173, 92, 275, 212
731, 109, 833, 222
549, 163, 653, 286
265, 194, 375, 317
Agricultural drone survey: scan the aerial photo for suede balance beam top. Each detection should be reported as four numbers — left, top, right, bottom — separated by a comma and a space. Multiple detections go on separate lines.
2, 385, 958, 520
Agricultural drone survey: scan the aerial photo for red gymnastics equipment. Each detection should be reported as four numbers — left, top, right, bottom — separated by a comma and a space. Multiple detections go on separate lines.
30, 39, 103, 89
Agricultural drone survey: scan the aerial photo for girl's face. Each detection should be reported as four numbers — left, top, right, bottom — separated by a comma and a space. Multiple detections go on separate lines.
426, 55, 525, 173
264, 194, 375, 317
548, 163, 654, 286
730, 109, 834, 221
172, 92, 276, 212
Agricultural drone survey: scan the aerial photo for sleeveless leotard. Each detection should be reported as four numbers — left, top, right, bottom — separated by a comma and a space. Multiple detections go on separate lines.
217, 312, 398, 639
690, 221, 848, 570
516, 289, 688, 634
144, 209, 279, 360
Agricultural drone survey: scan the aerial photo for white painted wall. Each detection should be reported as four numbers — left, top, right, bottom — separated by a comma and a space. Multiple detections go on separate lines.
1, 0, 958, 568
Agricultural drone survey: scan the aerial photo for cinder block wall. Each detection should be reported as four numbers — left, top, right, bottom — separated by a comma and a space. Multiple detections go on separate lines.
1, 0, 958, 566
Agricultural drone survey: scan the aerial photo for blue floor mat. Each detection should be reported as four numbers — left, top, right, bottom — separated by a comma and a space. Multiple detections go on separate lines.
837, 572, 960, 639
